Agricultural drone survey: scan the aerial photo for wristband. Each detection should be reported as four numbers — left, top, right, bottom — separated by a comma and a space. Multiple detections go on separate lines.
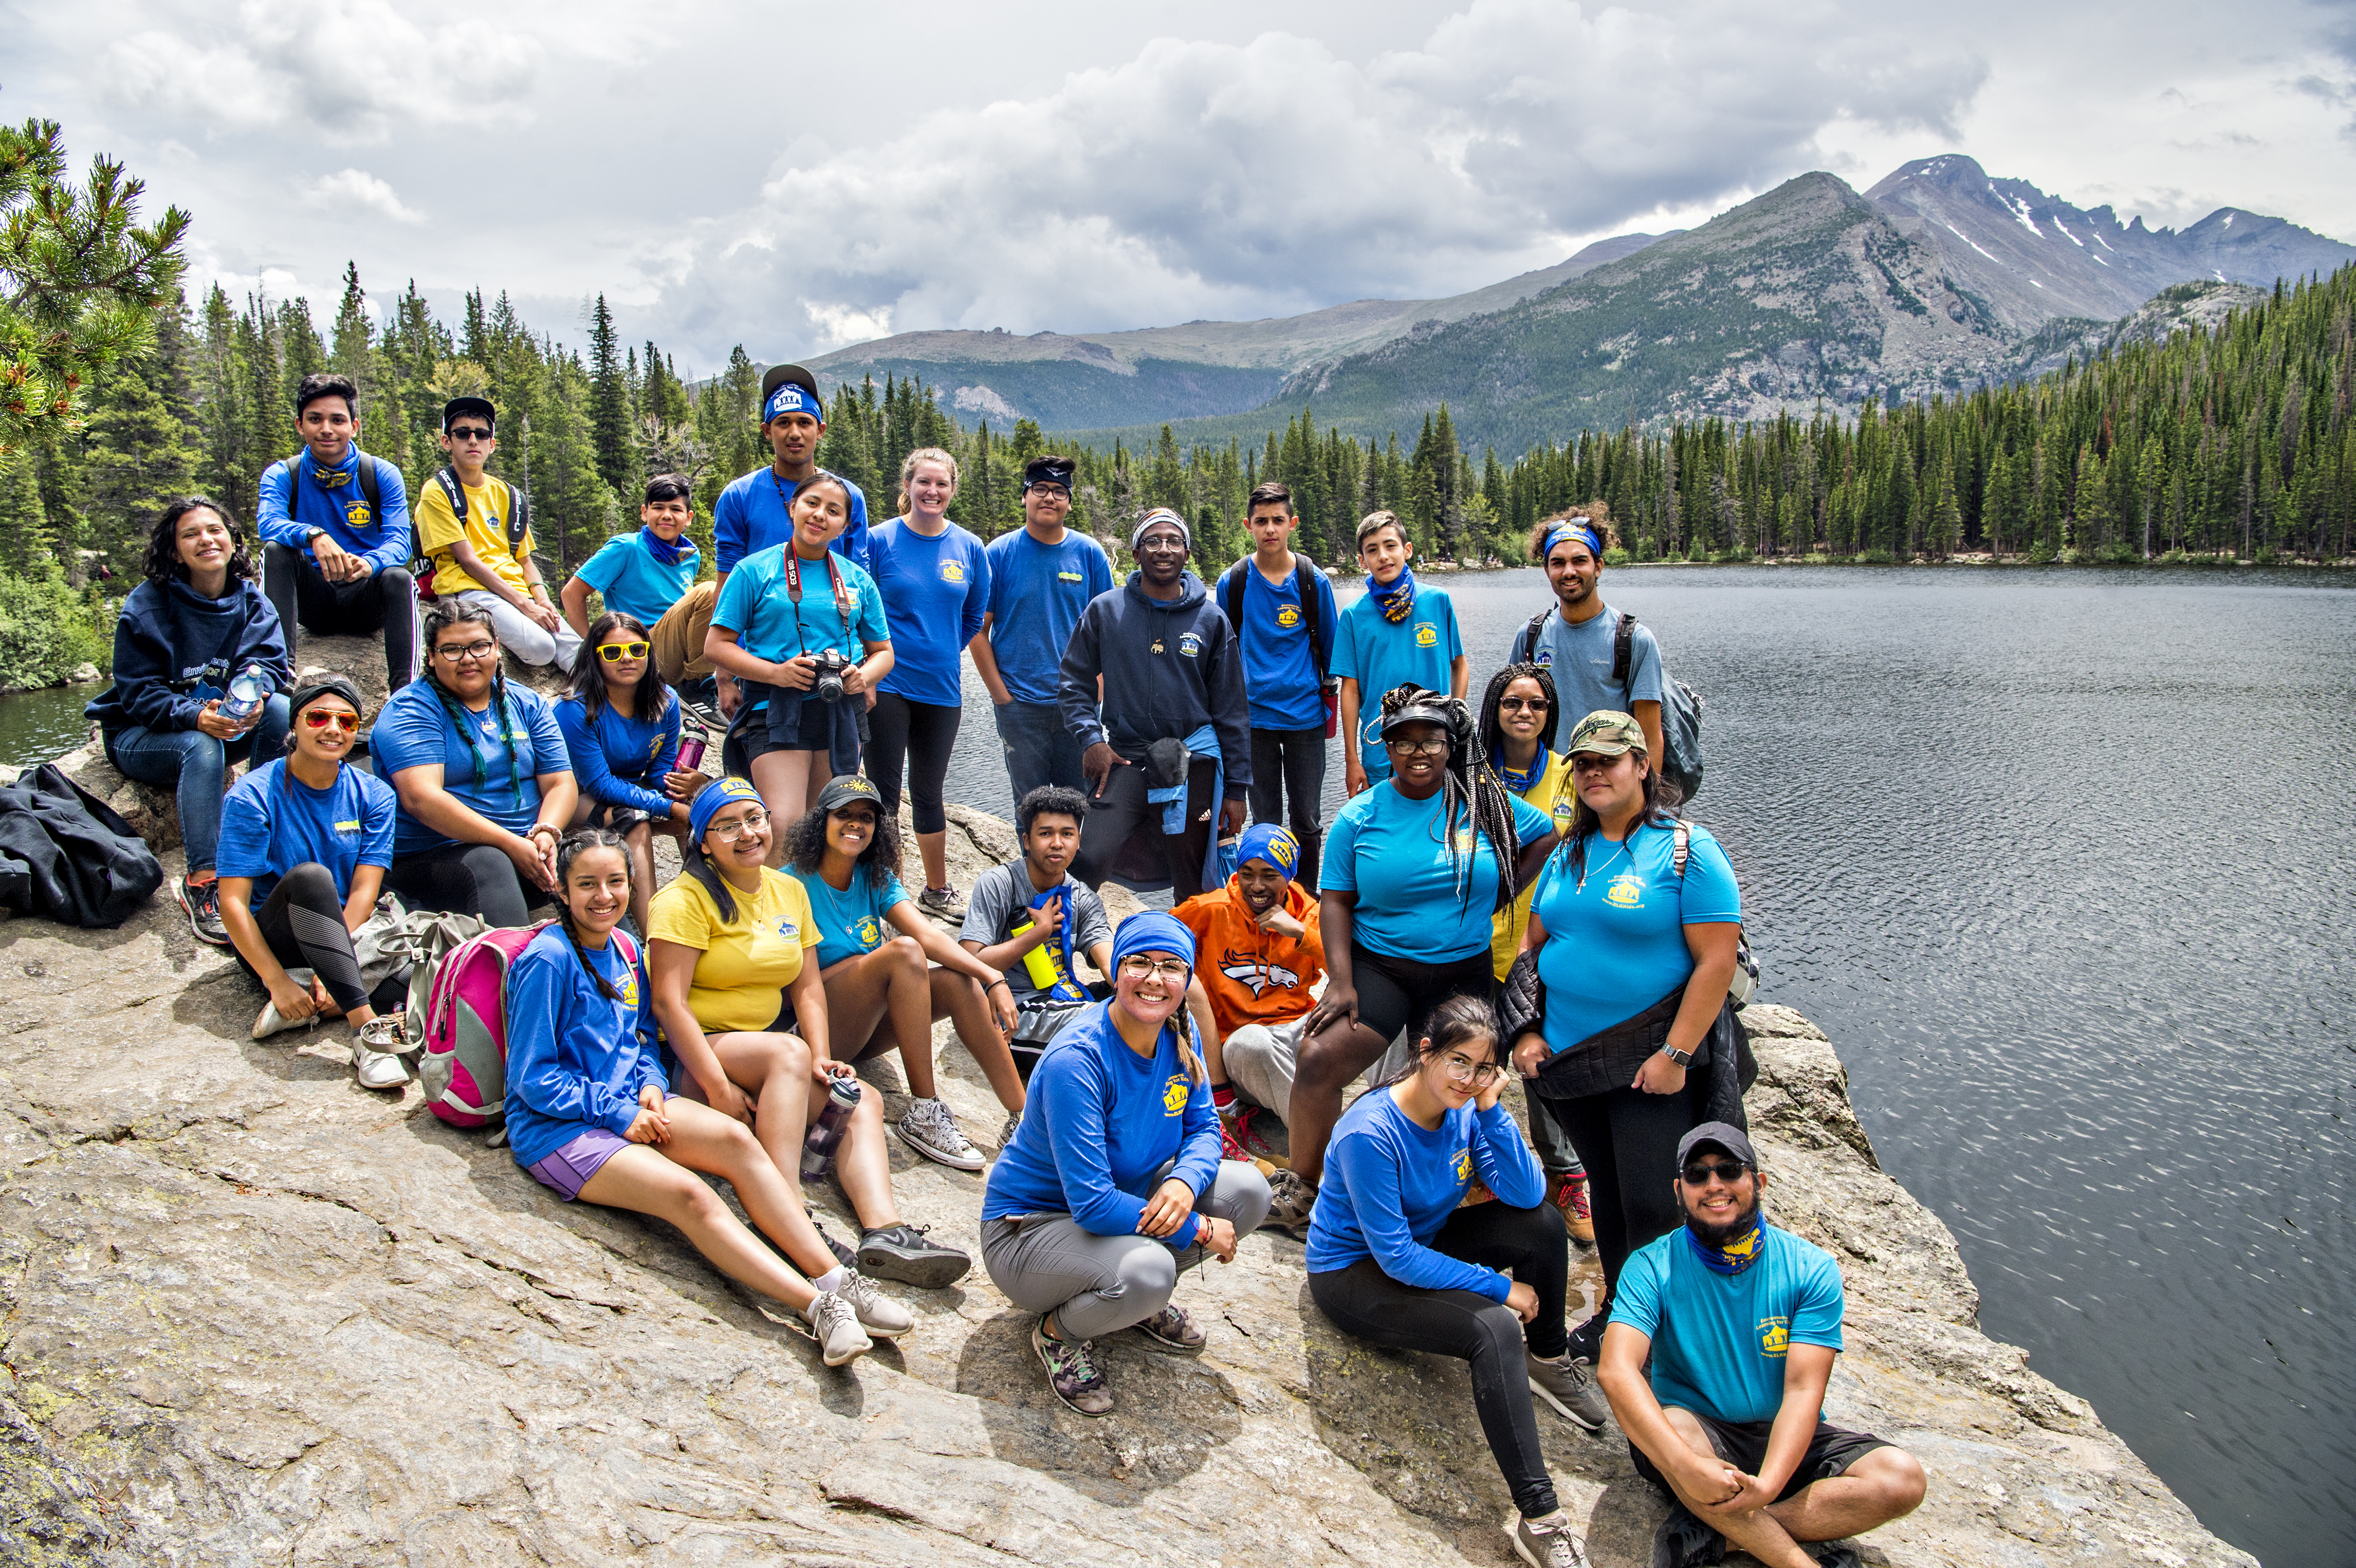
528, 823, 562, 842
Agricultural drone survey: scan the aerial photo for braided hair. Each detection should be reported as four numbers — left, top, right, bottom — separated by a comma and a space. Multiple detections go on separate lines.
1477, 662, 1560, 786
421, 600, 525, 803
555, 827, 633, 1003
1377, 684, 1528, 915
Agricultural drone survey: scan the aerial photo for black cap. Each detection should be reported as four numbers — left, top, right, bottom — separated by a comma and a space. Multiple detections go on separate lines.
1023, 455, 1075, 490
441, 396, 495, 432
760, 363, 821, 407
1677, 1121, 1758, 1170
812, 774, 884, 814
1377, 687, 1455, 738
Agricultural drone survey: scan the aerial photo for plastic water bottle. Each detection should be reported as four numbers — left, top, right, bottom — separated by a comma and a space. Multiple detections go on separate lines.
220, 663, 270, 724
799, 1076, 861, 1180
674, 719, 708, 772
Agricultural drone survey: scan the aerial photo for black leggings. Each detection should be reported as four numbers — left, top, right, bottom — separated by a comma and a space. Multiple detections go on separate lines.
234, 863, 406, 1014
1310, 1201, 1570, 1519
864, 691, 961, 837
1248, 725, 1326, 889
1548, 1084, 1702, 1299
383, 841, 545, 928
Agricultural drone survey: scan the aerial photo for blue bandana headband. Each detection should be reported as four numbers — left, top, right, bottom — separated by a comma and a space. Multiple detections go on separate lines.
689, 775, 763, 844
764, 381, 822, 424
1234, 824, 1299, 878
1111, 910, 1196, 974
1545, 520, 1604, 561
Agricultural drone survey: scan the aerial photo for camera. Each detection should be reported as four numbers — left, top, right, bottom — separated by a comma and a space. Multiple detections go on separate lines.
809, 647, 851, 704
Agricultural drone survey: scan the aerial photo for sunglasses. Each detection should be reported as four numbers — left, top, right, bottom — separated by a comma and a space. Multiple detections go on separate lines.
301, 710, 360, 733
1681, 1160, 1750, 1185
448, 426, 494, 441
595, 640, 651, 662
1498, 696, 1550, 713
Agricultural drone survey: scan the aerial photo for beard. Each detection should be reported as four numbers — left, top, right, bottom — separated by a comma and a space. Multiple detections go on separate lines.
1684, 1191, 1760, 1249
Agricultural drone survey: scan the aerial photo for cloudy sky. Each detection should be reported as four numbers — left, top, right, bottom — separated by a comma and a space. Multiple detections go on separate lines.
10, 0, 2356, 371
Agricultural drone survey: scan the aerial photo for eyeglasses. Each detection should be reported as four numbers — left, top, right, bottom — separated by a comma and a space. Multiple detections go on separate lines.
447, 426, 494, 442
707, 809, 770, 843
1439, 1053, 1500, 1087
1681, 1160, 1750, 1186
1385, 736, 1449, 757
1137, 532, 1187, 552
595, 641, 651, 662
1118, 955, 1190, 982
1026, 483, 1071, 501
433, 640, 499, 663
1498, 696, 1550, 713
301, 710, 360, 733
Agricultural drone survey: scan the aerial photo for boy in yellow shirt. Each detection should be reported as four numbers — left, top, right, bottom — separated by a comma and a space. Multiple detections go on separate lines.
416, 397, 582, 670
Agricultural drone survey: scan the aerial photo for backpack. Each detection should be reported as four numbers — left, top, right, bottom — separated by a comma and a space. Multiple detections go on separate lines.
414, 918, 640, 1133
1669, 820, 1757, 1009
1219, 556, 1334, 688
1516, 608, 1707, 806
413, 467, 533, 600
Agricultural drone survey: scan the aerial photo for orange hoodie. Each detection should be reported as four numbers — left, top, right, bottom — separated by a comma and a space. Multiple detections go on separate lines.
1172, 877, 1325, 1038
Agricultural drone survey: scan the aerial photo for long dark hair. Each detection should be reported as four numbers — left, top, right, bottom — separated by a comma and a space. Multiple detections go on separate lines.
1383, 994, 1502, 1087
1477, 662, 1559, 773
1562, 748, 1678, 885
420, 599, 524, 801
1379, 685, 1527, 915
785, 794, 904, 889
555, 828, 633, 1003
143, 496, 257, 586
565, 610, 673, 726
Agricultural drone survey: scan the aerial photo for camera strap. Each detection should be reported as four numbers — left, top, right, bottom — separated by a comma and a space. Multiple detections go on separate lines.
781, 546, 853, 659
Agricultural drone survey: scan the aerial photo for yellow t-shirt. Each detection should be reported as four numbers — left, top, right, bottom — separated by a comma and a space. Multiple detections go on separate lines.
646, 867, 819, 1035
1491, 749, 1578, 980
417, 473, 535, 596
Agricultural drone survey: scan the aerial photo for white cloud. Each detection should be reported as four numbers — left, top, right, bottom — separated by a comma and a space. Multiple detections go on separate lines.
307, 168, 425, 224
805, 302, 894, 350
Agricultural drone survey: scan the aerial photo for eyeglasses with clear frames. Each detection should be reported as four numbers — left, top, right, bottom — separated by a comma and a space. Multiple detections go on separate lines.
708, 808, 771, 843
1118, 955, 1190, 982
1440, 1052, 1501, 1087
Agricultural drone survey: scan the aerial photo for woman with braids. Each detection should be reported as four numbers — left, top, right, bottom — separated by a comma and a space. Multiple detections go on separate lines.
555, 610, 702, 937
1270, 686, 1558, 1239
88, 497, 291, 947
373, 600, 578, 925
1306, 995, 1602, 1568
1510, 711, 1743, 1367
505, 828, 903, 1367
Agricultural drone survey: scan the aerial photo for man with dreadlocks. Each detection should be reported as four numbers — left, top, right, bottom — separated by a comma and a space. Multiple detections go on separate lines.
375, 600, 579, 926
1263, 686, 1559, 1239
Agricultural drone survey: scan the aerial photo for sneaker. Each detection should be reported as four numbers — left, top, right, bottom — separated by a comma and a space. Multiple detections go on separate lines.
1226, 1102, 1289, 1165
1031, 1317, 1114, 1416
177, 874, 230, 947
807, 1207, 858, 1271
896, 1097, 985, 1172
1806, 1546, 1861, 1568
831, 1266, 914, 1337
802, 1291, 873, 1367
1510, 1509, 1591, 1568
1565, 1304, 1609, 1367
251, 967, 320, 1039
1132, 1302, 1206, 1356
1262, 1168, 1315, 1240
1650, 1501, 1725, 1568
856, 1223, 971, 1289
352, 1016, 410, 1090
995, 1109, 1023, 1152
916, 883, 967, 920
1526, 1349, 1609, 1431
1550, 1169, 1596, 1245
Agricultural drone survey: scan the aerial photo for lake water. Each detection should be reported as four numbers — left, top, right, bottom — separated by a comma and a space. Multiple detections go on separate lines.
7, 567, 2343, 1563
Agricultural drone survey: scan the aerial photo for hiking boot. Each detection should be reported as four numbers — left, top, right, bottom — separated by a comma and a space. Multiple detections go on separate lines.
178, 874, 230, 947
1133, 1302, 1206, 1356
352, 1016, 410, 1090
252, 967, 321, 1039
1650, 1501, 1725, 1568
1032, 1317, 1114, 1416
1262, 1168, 1315, 1240
916, 883, 967, 920
1565, 1304, 1609, 1367
1527, 1349, 1609, 1431
1510, 1509, 1591, 1568
831, 1266, 913, 1337
1550, 1169, 1596, 1245
802, 1291, 873, 1367
1226, 1102, 1289, 1165
897, 1097, 985, 1172
807, 1207, 858, 1271
857, 1223, 971, 1289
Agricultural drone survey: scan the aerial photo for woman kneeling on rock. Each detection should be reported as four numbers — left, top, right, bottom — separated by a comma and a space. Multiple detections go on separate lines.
981, 912, 1271, 1417
1306, 995, 1597, 1568
215, 673, 409, 1086
506, 827, 903, 1367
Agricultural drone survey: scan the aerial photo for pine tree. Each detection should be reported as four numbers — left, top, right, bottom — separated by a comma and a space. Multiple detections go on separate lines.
586, 294, 634, 495
79, 354, 198, 569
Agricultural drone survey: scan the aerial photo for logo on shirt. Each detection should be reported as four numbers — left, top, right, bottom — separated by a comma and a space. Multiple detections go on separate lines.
775, 916, 800, 941
853, 915, 884, 950
1452, 1147, 1473, 1184
1162, 1075, 1190, 1116
1276, 606, 1301, 629
333, 819, 363, 834
1533, 647, 1554, 666
1177, 632, 1203, 659
1758, 1316, 1790, 1358
940, 560, 966, 585
344, 501, 372, 530
1604, 873, 1646, 909
1057, 569, 1086, 583
617, 970, 640, 1009
1414, 622, 1437, 647
647, 736, 664, 761
1218, 950, 1301, 998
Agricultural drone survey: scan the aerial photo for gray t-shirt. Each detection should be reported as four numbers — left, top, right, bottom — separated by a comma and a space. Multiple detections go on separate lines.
960, 858, 1113, 1010
1514, 602, 1663, 726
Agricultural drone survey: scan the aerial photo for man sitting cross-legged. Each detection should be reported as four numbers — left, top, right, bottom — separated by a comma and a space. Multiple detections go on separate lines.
1598, 1122, 1927, 1568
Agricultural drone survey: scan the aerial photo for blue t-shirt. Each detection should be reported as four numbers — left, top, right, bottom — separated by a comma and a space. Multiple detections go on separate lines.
555, 692, 681, 818
215, 759, 397, 902
982, 1001, 1223, 1249
574, 532, 700, 628
370, 679, 570, 855
1532, 821, 1741, 1050
1305, 1090, 1542, 1300
1224, 558, 1340, 732
789, 864, 909, 970
983, 527, 1115, 705
1323, 785, 1553, 962
1609, 1223, 1845, 1424
711, 466, 870, 577
710, 547, 889, 667
1519, 604, 1664, 727
1332, 582, 1463, 782
870, 517, 991, 707
502, 924, 661, 1171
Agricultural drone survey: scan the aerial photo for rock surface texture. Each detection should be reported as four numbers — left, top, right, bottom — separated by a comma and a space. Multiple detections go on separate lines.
0, 646, 2253, 1566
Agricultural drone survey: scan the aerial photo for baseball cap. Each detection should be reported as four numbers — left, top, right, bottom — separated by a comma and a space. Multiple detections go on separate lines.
1565, 710, 1647, 757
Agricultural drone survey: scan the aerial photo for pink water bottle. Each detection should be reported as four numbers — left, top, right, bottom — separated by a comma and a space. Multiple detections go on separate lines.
799, 1076, 861, 1179
675, 719, 708, 772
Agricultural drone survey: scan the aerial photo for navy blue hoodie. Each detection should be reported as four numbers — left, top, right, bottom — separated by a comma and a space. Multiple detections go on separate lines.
86, 576, 291, 736
1057, 570, 1251, 797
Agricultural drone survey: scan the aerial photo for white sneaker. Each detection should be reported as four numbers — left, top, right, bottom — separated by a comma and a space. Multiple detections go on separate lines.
352, 1016, 410, 1090
896, 1097, 985, 1172
803, 1291, 873, 1366
251, 968, 319, 1039
832, 1267, 914, 1337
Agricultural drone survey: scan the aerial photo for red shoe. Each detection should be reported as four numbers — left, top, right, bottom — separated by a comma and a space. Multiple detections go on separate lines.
1550, 1169, 1596, 1244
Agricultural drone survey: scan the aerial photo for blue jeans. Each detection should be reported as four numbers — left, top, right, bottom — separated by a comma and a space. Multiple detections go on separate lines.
106, 694, 291, 875
992, 699, 1087, 805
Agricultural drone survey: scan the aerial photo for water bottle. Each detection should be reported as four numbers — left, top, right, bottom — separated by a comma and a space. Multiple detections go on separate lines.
674, 719, 708, 772
220, 663, 270, 724
799, 1075, 861, 1180
1013, 916, 1062, 993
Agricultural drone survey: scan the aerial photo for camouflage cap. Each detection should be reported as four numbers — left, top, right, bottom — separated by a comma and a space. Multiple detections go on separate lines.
1564, 710, 1647, 757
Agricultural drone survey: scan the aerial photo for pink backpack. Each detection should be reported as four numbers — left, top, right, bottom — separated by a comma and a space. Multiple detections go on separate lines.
417, 921, 642, 1131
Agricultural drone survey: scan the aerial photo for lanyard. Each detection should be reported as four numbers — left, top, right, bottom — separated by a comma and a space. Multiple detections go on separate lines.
780, 543, 852, 658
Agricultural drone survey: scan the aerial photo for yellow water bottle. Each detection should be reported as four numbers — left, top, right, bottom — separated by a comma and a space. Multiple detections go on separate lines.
1013, 917, 1062, 992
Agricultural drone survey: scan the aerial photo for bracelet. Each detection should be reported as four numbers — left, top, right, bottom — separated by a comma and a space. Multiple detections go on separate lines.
528, 823, 562, 841
987, 977, 1012, 992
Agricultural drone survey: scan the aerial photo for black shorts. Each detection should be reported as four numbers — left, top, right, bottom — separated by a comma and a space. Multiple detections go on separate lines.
740, 696, 835, 760
1629, 1412, 1890, 1504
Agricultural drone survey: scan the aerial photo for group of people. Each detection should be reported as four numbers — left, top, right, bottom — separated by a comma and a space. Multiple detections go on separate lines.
83, 365, 1925, 1568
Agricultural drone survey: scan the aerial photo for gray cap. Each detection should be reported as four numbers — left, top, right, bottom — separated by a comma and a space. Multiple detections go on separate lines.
1677, 1121, 1757, 1169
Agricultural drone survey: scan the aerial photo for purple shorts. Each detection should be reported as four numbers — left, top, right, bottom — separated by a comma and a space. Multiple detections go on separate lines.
524, 1128, 632, 1201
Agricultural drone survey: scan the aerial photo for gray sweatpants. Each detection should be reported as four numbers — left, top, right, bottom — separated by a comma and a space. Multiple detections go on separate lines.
981, 1162, 1274, 1339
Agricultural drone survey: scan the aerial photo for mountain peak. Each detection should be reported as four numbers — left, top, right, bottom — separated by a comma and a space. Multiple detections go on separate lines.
1867, 155, 1992, 200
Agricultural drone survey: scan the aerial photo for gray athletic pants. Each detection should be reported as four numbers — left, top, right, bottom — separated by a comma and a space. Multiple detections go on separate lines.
1224, 1018, 1409, 1121
981, 1161, 1273, 1338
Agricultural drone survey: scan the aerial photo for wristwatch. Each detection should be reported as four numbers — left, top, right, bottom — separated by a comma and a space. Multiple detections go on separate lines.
1659, 1042, 1694, 1067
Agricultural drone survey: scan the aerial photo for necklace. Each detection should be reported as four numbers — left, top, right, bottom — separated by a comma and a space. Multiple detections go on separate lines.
1576, 832, 1633, 893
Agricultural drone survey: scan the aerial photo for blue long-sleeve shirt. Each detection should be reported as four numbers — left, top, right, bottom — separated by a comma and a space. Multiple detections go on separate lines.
982, 1001, 1223, 1249
1305, 1090, 1543, 1300
554, 692, 680, 817
86, 577, 290, 736
503, 923, 663, 1170
710, 464, 870, 577
255, 446, 412, 577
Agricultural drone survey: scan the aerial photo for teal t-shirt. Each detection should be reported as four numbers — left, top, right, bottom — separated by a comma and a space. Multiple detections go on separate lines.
1332, 582, 1462, 782
1608, 1223, 1845, 1424
710, 545, 889, 666
1322, 784, 1552, 962
576, 532, 699, 628
1531, 820, 1741, 1051
789, 864, 909, 970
